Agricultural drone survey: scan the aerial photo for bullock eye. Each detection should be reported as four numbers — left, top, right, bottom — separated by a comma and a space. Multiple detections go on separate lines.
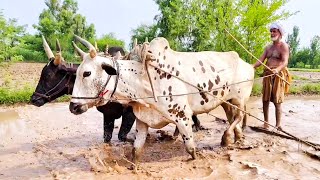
83, 71, 91, 77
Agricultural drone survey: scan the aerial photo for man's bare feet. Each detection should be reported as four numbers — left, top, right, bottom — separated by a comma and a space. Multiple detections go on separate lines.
275, 126, 283, 131
263, 123, 269, 129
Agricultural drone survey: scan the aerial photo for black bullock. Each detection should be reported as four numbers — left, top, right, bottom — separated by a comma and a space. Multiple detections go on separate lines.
30, 36, 135, 142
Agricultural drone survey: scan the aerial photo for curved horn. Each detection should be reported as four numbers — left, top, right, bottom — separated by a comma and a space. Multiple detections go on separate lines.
94, 41, 99, 51
74, 35, 96, 59
72, 41, 85, 59
105, 44, 109, 55
53, 39, 62, 65
56, 39, 61, 52
42, 35, 54, 61
133, 38, 137, 47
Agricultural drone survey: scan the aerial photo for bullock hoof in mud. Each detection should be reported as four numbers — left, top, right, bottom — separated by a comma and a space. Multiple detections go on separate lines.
221, 131, 233, 147
234, 128, 244, 143
103, 134, 112, 143
186, 147, 197, 160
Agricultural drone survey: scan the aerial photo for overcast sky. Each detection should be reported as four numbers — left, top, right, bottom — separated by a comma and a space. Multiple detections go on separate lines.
1, 0, 319, 49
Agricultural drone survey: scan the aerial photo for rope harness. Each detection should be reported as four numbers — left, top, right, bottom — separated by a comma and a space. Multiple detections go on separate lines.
33, 63, 75, 102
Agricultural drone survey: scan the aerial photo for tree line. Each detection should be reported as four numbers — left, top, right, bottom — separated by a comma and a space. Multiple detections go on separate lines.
287, 26, 320, 68
0, 0, 319, 69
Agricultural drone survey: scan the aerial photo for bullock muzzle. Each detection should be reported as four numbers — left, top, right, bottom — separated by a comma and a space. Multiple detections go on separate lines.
30, 94, 46, 107
69, 102, 88, 115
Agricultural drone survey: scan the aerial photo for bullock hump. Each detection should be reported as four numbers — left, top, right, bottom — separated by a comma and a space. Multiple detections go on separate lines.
150, 37, 171, 50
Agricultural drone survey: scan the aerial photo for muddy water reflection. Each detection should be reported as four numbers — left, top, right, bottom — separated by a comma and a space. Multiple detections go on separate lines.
0, 96, 319, 179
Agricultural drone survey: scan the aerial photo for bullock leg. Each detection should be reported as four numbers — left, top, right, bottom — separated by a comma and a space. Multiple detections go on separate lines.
173, 114, 201, 137
175, 116, 197, 159
132, 120, 148, 165
221, 102, 244, 146
241, 105, 247, 131
192, 115, 202, 132
221, 103, 244, 143
118, 106, 136, 142
103, 116, 115, 143
97, 102, 123, 143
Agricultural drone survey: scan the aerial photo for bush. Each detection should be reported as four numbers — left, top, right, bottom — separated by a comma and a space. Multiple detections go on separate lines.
295, 61, 305, 68
0, 86, 35, 105
301, 83, 320, 94
12, 47, 47, 62
251, 83, 262, 96
11, 55, 24, 62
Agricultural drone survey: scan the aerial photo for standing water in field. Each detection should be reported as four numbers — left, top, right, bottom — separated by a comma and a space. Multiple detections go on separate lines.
0, 110, 26, 140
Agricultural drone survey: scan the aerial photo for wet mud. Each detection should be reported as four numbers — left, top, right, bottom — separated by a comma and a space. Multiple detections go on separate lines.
0, 96, 319, 179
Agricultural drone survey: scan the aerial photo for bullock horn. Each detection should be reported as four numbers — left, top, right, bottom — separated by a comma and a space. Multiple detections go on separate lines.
53, 39, 62, 65
145, 37, 149, 43
42, 35, 54, 61
56, 39, 61, 52
94, 41, 99, 51
72, 41, 85, 58
74, 35, 96, 59
105, 44, 109, 55
133, 38, 137, 47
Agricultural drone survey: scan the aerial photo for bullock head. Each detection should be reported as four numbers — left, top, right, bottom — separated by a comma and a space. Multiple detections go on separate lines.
69, 35, 119, 115
30, 36, 77, 107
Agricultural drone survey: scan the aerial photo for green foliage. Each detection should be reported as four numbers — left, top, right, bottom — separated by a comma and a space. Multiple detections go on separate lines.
301, 83, 320, 94
287, 26, 320, 69
289, 68, 320, 72
95, 33, 125, 53
130, 24, 158, 49
131, 0, 292, 60
0, 10, 27, 61
291, 75, 308, 80
295, 61, 305, 68
309, 35, 320, 68
251, 83, 262, 96
0, 86, 35, 105
287, 26, 300, 67
34, 0, 95, 39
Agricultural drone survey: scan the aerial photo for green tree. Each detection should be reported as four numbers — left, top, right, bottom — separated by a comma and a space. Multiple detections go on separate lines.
309, 35, 320, 68
132, 0, 293, 62
295, 48, 310, 68
130, 24, 158, 48
0, 11, 26, 61
286, 26, 300, 67
96, 33, 125, 52
33, 0, 96, 41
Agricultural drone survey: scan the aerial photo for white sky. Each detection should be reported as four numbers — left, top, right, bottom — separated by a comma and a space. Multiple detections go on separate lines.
1, 0, 319, 49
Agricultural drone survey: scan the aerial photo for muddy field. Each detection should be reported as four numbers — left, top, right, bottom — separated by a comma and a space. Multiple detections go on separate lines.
0, 62, 320, 179
0, 97, 320, 179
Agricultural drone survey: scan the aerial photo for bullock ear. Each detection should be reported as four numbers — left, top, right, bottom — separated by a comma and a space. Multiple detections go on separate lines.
101, 63, 117, 75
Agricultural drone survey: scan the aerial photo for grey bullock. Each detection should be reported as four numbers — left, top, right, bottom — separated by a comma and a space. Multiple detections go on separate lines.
69, 36, 254, 164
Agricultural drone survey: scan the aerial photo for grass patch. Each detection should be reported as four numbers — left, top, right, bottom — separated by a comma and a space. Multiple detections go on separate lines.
251, 83, 262, 96
251, 82, 320, 96
0, 86, 35, 105
0, 86, 71, 105
291, 75, 309, 80
289, 68, 320, 72
287, 83, 320, 95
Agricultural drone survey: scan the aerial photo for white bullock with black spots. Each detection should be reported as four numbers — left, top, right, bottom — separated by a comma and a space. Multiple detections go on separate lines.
69, 36, 254, 164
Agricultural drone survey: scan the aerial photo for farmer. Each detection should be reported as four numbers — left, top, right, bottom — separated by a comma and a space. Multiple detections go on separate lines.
252, 22, 291, 130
